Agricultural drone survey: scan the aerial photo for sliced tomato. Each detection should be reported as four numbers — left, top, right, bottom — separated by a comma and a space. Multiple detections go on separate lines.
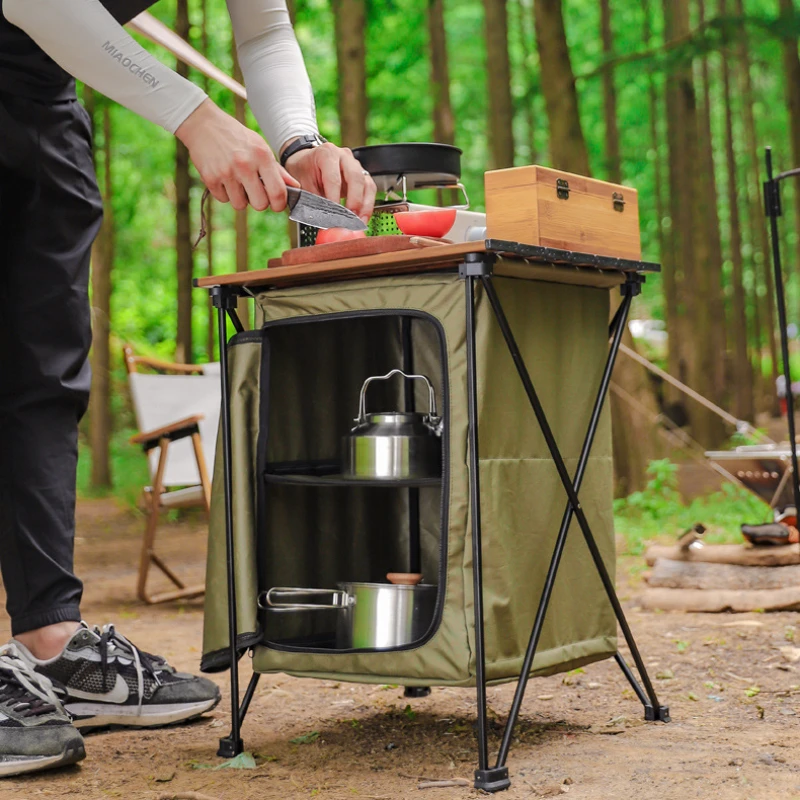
315, 227, 367, 244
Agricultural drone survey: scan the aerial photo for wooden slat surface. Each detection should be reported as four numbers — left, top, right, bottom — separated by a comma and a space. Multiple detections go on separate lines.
196, 242, 482, 289
195, 240, 657, 292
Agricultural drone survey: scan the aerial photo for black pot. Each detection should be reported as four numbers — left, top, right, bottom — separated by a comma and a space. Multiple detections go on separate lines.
352, 143, 462, 194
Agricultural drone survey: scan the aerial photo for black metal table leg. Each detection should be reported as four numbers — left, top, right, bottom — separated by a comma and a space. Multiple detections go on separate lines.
211, 287, 246, 759
493, 283, 638, 768
238, 671, 262, 724
461, 256, 511, 793
480, 275, 668, 729
614, 652, 649, 709
764, 148, 800, 540
401, 318, 422, 575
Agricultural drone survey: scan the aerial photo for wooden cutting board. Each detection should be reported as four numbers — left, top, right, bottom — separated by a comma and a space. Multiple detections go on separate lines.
268, 235, 446, 268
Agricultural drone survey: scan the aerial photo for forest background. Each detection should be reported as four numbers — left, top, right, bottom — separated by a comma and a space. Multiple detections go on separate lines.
81, 0, 800, 515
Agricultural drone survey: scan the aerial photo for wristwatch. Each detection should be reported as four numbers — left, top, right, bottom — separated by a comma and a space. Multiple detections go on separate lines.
280, 134, 328, 167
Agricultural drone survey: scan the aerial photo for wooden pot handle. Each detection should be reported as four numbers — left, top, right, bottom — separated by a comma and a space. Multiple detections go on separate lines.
386, 572, 423, 586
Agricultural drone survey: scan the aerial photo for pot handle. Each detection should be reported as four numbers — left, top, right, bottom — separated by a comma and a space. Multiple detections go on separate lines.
259, 587, 353, 612
357, 369, 438, 424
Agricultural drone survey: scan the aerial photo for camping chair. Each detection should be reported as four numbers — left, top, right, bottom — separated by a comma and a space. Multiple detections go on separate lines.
123, 344, 221, 604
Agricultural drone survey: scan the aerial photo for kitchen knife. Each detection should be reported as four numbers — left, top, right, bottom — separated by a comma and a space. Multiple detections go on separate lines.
286, 186, 367, 231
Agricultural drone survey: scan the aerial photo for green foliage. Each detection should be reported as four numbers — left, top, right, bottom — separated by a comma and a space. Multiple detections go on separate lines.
614, 459, 770, 555
290, 730, 321, 744
78, 0, 800, 494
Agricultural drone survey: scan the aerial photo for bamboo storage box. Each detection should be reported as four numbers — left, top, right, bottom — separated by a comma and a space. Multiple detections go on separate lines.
484, 165, 641, 261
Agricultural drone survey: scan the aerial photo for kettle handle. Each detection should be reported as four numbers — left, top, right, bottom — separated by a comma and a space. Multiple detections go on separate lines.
357, 369, 438, 424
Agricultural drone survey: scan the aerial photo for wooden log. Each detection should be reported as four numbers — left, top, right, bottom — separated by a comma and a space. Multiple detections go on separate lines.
644, 543, 800, 567
638, 586, 800, 613
648, 558, 800, 590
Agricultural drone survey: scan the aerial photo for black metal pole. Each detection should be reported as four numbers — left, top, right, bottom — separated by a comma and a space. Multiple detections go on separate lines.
214, 293, 243, 758
480, 277, 667, 721
494, 289, 633, 768
465, 276, 490, 777
402, 318, 422, 574
608, 299, 625, 339
614, 652, 649, 708
238, 672, 262, 724
764, 147, 800, 532
402, 319, 429, 700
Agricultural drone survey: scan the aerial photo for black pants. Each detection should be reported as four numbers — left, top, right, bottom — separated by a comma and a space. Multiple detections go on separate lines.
0, 91, 102, 636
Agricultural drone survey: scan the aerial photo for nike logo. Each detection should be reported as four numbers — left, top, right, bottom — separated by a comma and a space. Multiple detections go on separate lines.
67, 673, 129, 704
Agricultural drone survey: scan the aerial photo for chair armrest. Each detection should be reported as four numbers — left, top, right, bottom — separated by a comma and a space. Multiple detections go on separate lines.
130, 414, 205, 448
123, 344, 206, 375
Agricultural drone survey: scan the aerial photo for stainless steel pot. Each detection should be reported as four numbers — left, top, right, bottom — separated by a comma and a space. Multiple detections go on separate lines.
260, 573, 436, 649
343, 370, 442, 480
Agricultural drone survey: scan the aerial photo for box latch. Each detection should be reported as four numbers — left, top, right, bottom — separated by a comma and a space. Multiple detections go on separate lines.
612, 192, 626, 212
556, 179, 570, 200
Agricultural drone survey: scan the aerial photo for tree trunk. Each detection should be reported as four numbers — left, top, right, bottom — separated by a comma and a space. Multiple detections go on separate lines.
696, 0, 727, 410
600, 0, 621, 183
662, 0, 726, 447
332, 0, 367, 147
531, 0, 590, 175
735, 0, 780, 415
483, 0, 515, 168
513, 0, 537, 162
719, 0, 754, 422
85, 88, 113, 489
779, 0, 800, 275
610, 328, 664, 496
661, 0, 692, 405
231, 46, 251, 329
428, 0, 455, 145
531, 0, 657, 492
201, 0, 215, 361
642, 0, 665, 262
175, 0, 193, 363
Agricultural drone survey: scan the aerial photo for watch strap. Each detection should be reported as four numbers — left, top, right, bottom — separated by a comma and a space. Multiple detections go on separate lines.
280, 134, 327, 167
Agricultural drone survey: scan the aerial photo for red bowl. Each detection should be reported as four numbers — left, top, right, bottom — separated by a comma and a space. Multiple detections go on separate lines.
394, 209, 457, 238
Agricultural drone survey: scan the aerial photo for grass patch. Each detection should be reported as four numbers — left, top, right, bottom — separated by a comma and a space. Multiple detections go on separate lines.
613, 459, 770, 555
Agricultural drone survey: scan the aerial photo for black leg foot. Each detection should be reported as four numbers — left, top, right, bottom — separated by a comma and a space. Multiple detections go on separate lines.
217, 736, 244, 758
644, 705, 671, 723
474, 767, 511, 792
404, 686, 431, 698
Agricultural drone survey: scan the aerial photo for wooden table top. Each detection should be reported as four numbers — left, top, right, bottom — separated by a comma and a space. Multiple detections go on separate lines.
194, 239, 660, 292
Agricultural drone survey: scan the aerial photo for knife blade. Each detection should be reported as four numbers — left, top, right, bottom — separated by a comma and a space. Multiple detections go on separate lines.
286, 186, 367, 231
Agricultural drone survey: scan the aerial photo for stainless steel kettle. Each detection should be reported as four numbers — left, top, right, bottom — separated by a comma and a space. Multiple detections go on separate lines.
343, 369, 443, 480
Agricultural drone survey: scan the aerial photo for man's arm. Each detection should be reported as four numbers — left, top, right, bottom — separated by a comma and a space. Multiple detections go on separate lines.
226, 0, 375, 221
3, 0, 374, 217
3, 0, 206, 134
2, 0, 299, 211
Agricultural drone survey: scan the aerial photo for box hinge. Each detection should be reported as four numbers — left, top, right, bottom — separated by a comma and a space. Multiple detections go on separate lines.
613, 192, 626, 212
556, 178, 570, 200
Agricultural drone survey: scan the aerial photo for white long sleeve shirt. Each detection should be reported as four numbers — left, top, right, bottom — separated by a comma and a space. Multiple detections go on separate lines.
0, 0, 319, 151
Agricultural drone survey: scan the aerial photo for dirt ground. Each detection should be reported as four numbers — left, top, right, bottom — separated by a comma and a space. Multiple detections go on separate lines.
1, 499, 800, 800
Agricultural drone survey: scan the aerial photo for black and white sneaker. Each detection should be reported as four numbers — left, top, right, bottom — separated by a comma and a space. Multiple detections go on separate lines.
0, 644, 84, 776
13, 623, 220, 731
